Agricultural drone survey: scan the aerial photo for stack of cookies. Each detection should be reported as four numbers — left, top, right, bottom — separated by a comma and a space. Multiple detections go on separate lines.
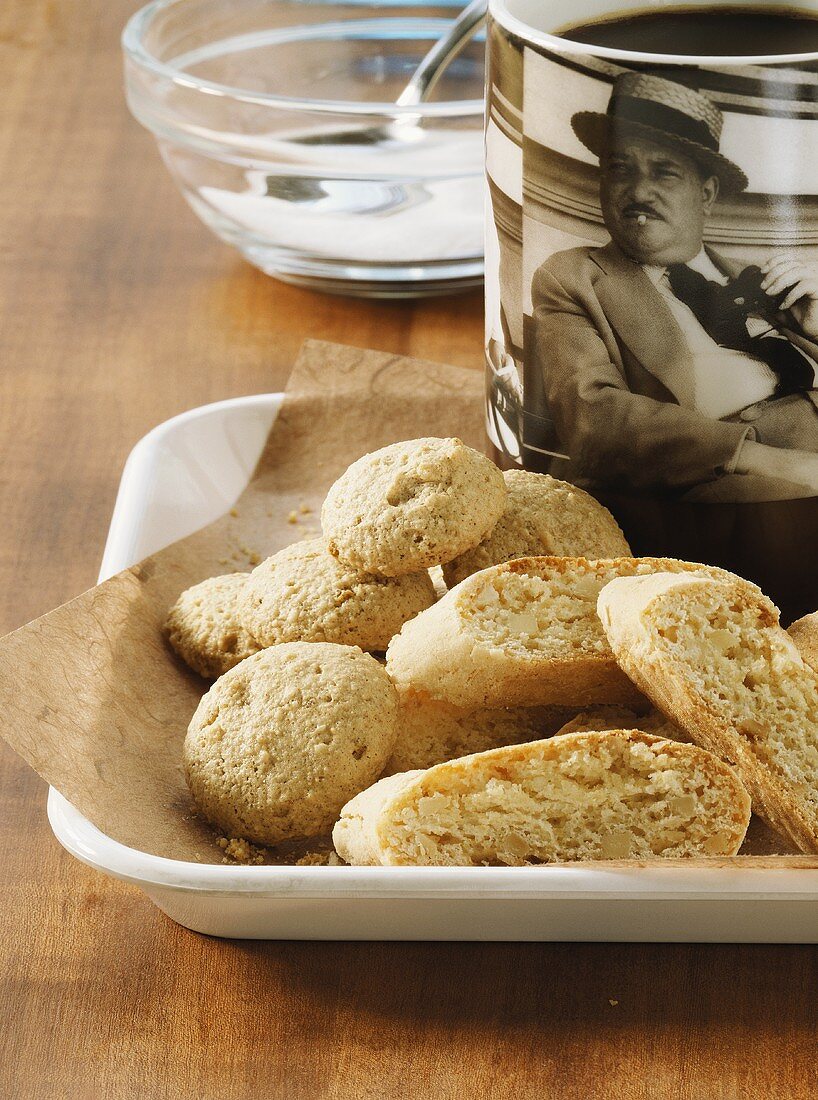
165, 436, 818, 866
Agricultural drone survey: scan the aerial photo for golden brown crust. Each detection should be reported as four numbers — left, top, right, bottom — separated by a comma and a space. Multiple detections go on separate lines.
332, 771, 422, 865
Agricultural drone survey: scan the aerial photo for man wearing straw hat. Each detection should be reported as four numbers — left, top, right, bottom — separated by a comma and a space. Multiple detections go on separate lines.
531, 71, 818, 502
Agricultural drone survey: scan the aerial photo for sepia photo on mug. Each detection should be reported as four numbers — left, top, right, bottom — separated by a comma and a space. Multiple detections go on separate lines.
486, 38, 818, 505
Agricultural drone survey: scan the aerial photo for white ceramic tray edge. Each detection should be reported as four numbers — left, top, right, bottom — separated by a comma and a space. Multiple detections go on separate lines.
43, 394, 818, 937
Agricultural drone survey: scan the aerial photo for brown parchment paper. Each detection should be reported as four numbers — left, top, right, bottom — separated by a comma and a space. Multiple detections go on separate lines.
0, 341, 489, 863
0, 339, 808, 867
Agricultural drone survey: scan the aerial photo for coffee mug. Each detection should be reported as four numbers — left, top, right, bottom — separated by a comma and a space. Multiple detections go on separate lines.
485, 0, 818, 620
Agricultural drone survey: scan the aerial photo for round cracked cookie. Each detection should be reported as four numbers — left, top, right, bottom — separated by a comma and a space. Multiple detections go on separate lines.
240, 538, 436, 652
443, 470, 630, 588
321, 437, 507, 576
165, 573, 261, 679
184, 642, 399, 845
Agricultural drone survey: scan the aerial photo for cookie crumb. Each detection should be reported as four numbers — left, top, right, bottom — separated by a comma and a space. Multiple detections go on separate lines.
608, 999, 619, 1007
229, 507, 239, 518
299, 504, 312, 515
287, 511, 299, 524
295, 850, 344, 866
217, 836, 266, 865
238, 543, 261, 565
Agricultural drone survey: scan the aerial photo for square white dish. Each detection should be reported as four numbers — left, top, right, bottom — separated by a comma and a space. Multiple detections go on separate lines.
47, 395, 818, 941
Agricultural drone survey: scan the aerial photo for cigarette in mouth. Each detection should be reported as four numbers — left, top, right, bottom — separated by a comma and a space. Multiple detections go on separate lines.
637, 214, 647, 226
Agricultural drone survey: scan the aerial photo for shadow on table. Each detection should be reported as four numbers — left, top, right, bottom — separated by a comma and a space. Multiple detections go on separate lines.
230, 938, 818, 1030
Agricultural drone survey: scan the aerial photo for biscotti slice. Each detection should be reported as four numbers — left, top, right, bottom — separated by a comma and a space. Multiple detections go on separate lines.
333, 730, 751, 866
598, 572, 818, 853
442, 470, 630, 587
556, 705, 690, 743
788, 612, 818, 674
321, 437, 507, 577
385, 697, 575, 774
386, 556, 760, 710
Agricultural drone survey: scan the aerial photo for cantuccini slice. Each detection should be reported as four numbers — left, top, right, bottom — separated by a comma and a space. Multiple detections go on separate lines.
333, 730, 751, 866
386, 556, 760, 710
598, 572, 818, 853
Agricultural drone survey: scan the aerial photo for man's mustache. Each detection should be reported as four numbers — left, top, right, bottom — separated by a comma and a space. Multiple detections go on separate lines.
621, 203, 663, 221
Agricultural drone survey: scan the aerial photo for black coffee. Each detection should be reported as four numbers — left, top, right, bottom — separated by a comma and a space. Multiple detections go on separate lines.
557, 5, 818, 55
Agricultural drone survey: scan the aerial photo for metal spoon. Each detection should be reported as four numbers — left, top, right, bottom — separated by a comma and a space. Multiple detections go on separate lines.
396, 0, 488, 109
291, 0, 488, 148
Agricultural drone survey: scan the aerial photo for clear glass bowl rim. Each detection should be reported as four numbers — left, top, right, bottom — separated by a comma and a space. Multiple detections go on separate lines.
122, 0, 486, 116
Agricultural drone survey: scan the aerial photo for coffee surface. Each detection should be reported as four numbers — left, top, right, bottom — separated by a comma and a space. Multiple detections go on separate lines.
557, 6, 818, 55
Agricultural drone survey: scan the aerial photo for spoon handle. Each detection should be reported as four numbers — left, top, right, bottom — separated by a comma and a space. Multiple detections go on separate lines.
396, 0, 488, 108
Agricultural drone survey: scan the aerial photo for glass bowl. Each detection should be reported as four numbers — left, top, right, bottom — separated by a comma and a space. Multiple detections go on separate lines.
122, 0, 486, 298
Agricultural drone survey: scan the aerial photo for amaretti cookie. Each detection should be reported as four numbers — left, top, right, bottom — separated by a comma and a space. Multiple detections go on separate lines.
184, 642, 398, 845
386, 556, 758, 710
240, 538, 436, 652
556, 705, 690, 743
598, 572, 818, 853
333, 730, 751, 866
165, 573, 261, 679
385, 697, 575, 774
321, 437, 507, 576
442, 470, 630, 587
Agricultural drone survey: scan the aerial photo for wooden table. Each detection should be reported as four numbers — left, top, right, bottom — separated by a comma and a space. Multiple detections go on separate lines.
2, 3, 817, 1097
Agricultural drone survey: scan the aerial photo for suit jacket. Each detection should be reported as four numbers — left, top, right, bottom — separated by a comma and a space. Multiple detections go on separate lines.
530, 240, 818, 495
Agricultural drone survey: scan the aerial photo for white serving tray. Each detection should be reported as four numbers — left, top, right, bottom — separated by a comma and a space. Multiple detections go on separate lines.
47, 395, 818, 941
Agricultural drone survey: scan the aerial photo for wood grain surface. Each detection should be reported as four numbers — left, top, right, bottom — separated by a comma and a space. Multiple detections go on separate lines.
1, 3, 817, 1098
